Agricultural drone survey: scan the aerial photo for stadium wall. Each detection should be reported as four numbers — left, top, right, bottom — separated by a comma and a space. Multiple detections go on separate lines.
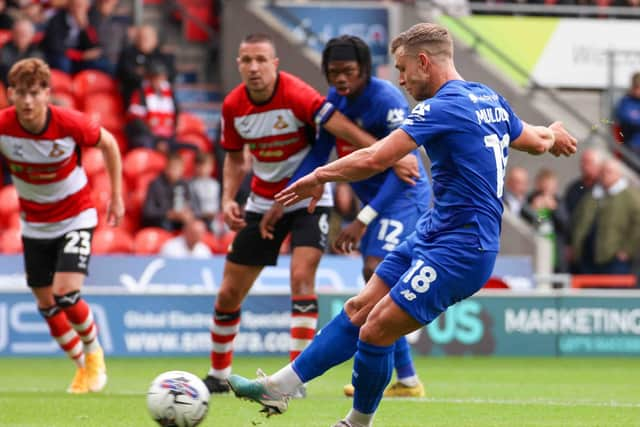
1, 255, 639, 358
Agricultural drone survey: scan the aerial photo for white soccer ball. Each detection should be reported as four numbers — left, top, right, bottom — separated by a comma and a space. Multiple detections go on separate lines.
147, 371, 210, 427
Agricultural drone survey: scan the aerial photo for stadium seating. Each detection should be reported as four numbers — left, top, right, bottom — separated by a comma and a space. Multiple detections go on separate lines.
83, 92, 125, 133
50, 69, 74, 95
73, 70, 119, 109
93, 227, 135, 254
208, 231, 236, 255
0, 82, 8, 109
571, 274, 636, 289
177, 131, 212, 153
0, 185, 19, 226
83, 147, 106, 180
123, 148, 167, 188
178, 148, 196, 178
483, 277, 510, 289
52, 91, 77, 109
0, 30, 11, 48
133, 227, 173, 255
176, 112, 208, 136
0, 227, 22, 254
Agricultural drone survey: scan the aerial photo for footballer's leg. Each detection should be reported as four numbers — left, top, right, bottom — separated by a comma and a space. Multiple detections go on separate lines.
205, 261, 262, 393
53, 272, 106, 393
25, 234, 87, 394
344, 253, 424, 398
228, 275, 390, 414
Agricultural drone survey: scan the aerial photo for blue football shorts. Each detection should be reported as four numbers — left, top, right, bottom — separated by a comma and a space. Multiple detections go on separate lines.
375, 231, 497, 325
359, 200, 421, 259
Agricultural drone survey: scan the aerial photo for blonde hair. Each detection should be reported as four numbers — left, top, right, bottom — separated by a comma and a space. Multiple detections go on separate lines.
7, 58, 50, 89
390, 23, 453, 60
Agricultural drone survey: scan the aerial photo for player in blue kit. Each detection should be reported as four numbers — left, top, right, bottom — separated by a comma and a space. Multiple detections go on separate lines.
297, 35, 432, 398
229, 23, 577, 427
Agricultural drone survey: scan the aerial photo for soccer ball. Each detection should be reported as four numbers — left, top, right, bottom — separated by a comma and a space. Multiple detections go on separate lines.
147, 371, 210, 427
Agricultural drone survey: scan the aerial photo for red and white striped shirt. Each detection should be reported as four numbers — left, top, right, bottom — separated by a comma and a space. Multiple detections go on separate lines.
221, 71, 335, 213
0, 105, 101, 238
127, 80, 176, 139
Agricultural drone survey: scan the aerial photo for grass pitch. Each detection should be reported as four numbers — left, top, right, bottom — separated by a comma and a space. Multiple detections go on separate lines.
0, 356, 639, 427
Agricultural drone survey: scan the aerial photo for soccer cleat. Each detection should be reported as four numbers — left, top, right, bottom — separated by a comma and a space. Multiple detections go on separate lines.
85, 347, 107, 392
67, 367, 89, 394
291, 383, 307, 399
227, 369, 289, 417
383, 380, 425, 398
342, 381, 425, 398
203, 374, 230, 394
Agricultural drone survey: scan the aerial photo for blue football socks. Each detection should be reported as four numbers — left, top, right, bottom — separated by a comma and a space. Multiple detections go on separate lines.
352, 340, 394, 415
393, 336, 417, 380
292, 309, 360, 383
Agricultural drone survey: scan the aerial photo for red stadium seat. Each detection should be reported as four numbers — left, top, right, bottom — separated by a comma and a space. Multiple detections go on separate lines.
134, 227, 173, 255
83, 92, 125, 133
73, 69, 118, 96
51, 91, 77, 109
123, 148, 167, 187
178, 148, 196, 178
176, 112, 207, 136
93, 227, 134, 254
0, 82, 8, 109
0, 227, 22, 254
5, 211, 20, 229
0, 185, 19, 226
483, 277, 510, 289
210, 231, 236, 254
177, 131, 212, 153
571, 275, 636, 289
0, 30, 11, 48
83, 147, 105, 179
50, 69, 74, 95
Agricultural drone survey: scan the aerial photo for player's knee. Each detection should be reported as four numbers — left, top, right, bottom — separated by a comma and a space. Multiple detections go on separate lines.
343, 297, 367, 327
290, 269, 315, 295
216, 283, 243, 309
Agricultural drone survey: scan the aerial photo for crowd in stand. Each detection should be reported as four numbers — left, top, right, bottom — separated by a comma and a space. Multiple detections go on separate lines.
0, 0, 226, 257
504, 148, 640, 276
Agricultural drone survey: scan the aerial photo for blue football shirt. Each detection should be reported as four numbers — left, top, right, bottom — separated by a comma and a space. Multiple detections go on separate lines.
400, 80, 523, 251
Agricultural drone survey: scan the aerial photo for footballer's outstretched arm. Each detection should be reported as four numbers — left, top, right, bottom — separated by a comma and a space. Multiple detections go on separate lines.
276, 129, 417, 209
511, 121, 577, 156
96, 128, 125, 226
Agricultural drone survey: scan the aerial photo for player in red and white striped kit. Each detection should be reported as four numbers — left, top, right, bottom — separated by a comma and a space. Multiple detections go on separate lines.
0, 58, 124, 394
202, 33, 420, 397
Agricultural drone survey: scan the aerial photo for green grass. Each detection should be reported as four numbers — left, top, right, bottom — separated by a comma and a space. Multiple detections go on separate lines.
1, 356, 639, 427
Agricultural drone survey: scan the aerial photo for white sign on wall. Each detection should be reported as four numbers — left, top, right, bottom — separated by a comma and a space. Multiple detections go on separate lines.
532, 19, 640, 89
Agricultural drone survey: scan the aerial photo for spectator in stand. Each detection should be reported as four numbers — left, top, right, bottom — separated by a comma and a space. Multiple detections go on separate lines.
571, 158, 640, 275
126, 59, 179, 153
41, 0, 113, 75
89, 0, 128, 70
141, 152, 194, 232
528, 168, 568, 272
0, 0, 14, 30
160, 219, 212, 259
502, 166, 537, 223
0, 18, 44, 84
116, 24, 175, 105
563, 148, 603, 218
190, 151, 221, 230
562, 148, 603, 273
615, 72, 640, 155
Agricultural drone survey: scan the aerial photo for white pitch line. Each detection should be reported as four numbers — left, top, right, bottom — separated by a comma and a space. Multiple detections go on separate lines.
388, 397, 640, 409
1, 390, 638, 409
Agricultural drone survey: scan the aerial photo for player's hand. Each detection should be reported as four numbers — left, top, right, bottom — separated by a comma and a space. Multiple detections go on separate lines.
333, 220, 367, 254
392, 153, 419, 185
275, 172, 324, 213
549, 122, 578, 157
259, 203, 284, 240
222, 199, 247, 231
106, 194, 125, 226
